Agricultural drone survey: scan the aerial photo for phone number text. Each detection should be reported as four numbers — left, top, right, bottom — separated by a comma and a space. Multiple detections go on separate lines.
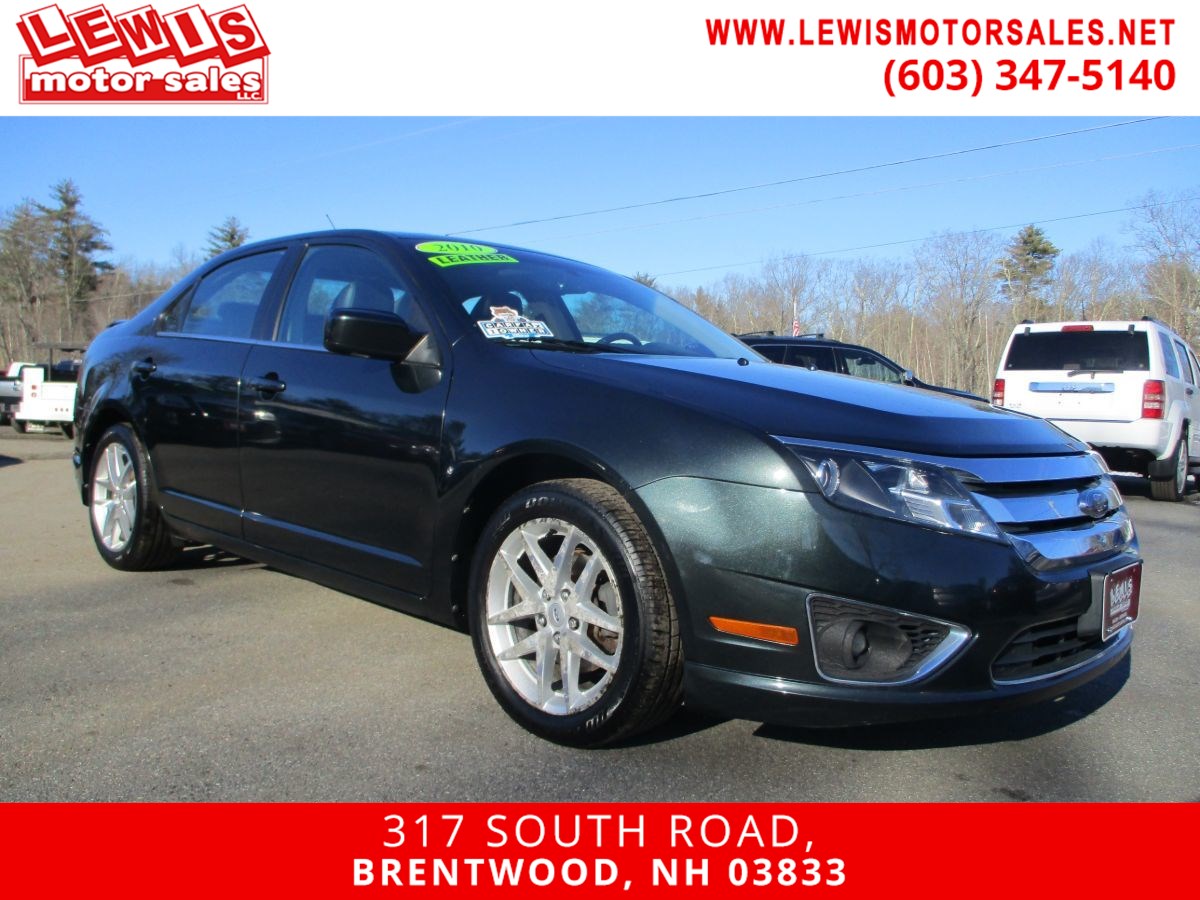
883, 58, 1175, 96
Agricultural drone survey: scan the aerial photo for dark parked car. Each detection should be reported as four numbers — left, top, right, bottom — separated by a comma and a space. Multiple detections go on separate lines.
738, 332, 984, 400
73, 231, 1140, 746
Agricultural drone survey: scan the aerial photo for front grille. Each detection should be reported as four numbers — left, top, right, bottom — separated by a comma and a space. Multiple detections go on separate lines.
959, 462, 1134, 570
991, 617, 1106, 683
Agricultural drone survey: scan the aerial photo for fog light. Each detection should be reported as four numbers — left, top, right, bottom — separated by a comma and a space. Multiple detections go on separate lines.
808, 595, 971, 685
817, 618, 871, 670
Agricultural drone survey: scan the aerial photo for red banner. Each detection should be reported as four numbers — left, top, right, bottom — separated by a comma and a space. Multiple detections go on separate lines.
4, 802, 1195, 896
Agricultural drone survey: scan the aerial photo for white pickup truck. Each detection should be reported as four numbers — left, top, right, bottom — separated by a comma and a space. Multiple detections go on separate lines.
8, 344, 87, 438
1, 362, 39, 425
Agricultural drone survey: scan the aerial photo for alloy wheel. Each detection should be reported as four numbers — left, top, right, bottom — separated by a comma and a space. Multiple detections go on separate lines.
484, 517, 624, 716
91, 442, 138, 552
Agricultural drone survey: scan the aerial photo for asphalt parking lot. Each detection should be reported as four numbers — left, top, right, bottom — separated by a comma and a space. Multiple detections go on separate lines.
2, 432, 1198, 802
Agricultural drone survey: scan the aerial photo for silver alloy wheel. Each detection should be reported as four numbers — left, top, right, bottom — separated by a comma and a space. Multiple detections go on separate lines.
91, 442, 137, 552
484, 517, 624, 715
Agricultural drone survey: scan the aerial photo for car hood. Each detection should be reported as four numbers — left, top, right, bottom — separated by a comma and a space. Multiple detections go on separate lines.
533, 352, 1085, 457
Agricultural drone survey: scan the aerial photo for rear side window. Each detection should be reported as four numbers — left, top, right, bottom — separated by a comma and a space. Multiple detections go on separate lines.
788, 345, 836, 372
177, 251, 285, 339
1003, 331, 1150, 372
1157, 331, 1181, 379
1174, 340, 1195, 385
275, 245, 428, 347
752, 344, 786, 362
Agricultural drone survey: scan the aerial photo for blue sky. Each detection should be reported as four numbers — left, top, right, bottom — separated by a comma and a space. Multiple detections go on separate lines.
3, 116, 1197, 287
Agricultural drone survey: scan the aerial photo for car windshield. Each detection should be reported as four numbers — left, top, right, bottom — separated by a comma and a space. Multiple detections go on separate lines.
1004, 330, 1150, 372
414, 241, 750, 358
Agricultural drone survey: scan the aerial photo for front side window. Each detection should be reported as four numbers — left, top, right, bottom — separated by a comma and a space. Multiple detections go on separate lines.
840, 349, 902, 383
276, 245, 429, 347
177, 250, 285, 339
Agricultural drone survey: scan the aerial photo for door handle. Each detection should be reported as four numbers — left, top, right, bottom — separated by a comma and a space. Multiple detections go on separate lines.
1188, 388, 1195, 396
247, 374, 286, 396
131, 358, 156, 379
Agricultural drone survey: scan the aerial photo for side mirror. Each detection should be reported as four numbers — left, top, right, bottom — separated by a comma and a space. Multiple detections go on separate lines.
902, 369, 916, 386
324, 309, 432, 363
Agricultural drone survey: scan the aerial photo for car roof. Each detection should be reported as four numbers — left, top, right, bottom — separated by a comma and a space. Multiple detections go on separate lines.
737, 334, 861, 350
218, 229, 579, 266
1010, 319, 1182, 337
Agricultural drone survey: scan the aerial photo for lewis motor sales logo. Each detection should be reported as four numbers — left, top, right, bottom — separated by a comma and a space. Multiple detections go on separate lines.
17, 3, 268, 103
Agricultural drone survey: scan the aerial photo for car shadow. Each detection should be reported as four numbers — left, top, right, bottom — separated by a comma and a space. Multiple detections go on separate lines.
750, 653, 1131, 751
1113, 474, 1152, 499
609, 707, 731, 748
172, 545, 259, 570
0, 454, 22, 469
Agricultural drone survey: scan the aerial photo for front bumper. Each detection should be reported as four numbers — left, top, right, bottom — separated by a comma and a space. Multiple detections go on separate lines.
684, 625, 1131, 727
637, 476, 1139, 728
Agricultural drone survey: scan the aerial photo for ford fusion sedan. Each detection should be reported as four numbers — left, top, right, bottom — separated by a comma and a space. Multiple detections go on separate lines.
72, 232, 1141, 746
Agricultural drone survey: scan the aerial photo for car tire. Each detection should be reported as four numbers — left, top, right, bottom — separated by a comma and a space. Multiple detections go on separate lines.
61, 422, 74, 440
12, 418, 27, 434
1150, 430, 1189, 502
88, 424, 180, 570
469, 478, 682, 747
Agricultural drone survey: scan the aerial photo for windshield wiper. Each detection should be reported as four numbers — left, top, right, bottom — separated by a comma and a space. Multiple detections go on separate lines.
1066, 367, 1125, 376
495, 337, 644, 354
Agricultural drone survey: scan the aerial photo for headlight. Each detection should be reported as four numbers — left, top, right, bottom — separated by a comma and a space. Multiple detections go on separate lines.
789, 447, 1001, 539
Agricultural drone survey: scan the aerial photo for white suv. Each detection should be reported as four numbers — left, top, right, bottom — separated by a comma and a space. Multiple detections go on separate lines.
994, 318, 1200, 501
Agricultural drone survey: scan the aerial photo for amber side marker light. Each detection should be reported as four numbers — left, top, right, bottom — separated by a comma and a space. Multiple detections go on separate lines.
709, 616, 800, 646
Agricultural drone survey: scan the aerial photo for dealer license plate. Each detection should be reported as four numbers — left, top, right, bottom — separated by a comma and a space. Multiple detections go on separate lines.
1101, 562, 1141, 641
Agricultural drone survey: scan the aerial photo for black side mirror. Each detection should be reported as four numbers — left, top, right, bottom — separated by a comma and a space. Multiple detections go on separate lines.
324, 309, 431, 363
902, 369, 916, 386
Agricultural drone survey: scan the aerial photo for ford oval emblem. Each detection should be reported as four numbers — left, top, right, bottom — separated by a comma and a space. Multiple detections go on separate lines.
1078, 488, 1111, 520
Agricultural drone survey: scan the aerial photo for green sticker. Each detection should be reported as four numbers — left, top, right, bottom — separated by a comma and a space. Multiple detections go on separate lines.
415, 241, 519, 269
415, 241, 496, 255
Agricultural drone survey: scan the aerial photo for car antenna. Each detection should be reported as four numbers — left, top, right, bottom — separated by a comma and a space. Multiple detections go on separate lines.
325, 214, 337, 229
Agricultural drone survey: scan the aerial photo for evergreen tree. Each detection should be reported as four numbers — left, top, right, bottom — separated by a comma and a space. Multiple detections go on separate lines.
37, 179, 113, 335
995, 225, 1060, 321
205, 216, 249, 258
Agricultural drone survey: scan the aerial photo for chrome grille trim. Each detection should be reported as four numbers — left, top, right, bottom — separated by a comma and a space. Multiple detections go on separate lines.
1006, 515, 1135, 571
972, 487, 1093, 526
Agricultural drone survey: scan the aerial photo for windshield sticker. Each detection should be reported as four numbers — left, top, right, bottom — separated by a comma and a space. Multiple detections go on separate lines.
415, 241, 519, 268
477, 307, 553, 340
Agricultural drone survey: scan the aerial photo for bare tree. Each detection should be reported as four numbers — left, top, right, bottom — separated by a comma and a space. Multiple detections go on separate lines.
1128, 190, 1200, 340
0, 200, 56, 359
916, 231, 1004, 396
762, 254, 813, 335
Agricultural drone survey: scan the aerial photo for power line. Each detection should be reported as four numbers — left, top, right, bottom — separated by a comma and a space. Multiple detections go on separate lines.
453, 117, 1167, 235
523, 143, 1200, 245
652, 196, 1199, 279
